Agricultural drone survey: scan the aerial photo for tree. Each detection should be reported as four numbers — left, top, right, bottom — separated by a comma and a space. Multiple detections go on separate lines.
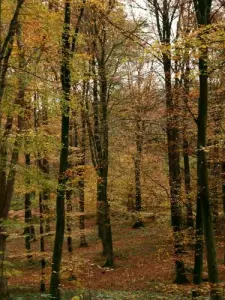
50, 1, 85, 298
146, 0, 188, 284
0, 1, 25, 296
192, 0, 221, 298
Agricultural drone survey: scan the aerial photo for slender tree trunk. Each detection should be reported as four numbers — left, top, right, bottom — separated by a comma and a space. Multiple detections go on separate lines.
193, 195, 203, 285
41, 103, 51, 233
0, 125, 21, 297
24, 153, 33, 260
79, 83, 88, 247
132, 120, 144, 229
183, 137, 194, 229
210, 141, 220, 228
49, 0, 85, 296
0, 2, 25, 296
39, 193, 46, 293
66, 187, 73, 253
164, 52, 188, 284
0, 17, 26, 295
151, 0, 188, 283
0, 232, 8, 298
98, 41, 114, 266
50, 2, 71, 298
196, 57, 220, 296
182, 61, 194, 229
193, 2, 221, 298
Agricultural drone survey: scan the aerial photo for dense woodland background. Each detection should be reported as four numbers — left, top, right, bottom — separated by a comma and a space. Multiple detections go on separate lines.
1, 0, 225, 299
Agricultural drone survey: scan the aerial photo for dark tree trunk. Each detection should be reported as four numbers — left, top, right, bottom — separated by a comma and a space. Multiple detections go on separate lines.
0, 9, 26, 294
132, 120, 144, 229
210, 141, 220, 228
193, 2, 221, 298
42, 158, 51, 233
41, 103, 51, 233
66, 116, 74, 253
66, 188, 73, 253
182, 61, 194, 229
193, 196, 203, 285
50, 2, 71, 298
79, 83, 88, 248
89, 42, 114, 266
39, 193, 46, 293
24, 153, 33, 260
151, 0, 188, 284
0, 230, 8, 298
97, 36, 114, 266
0, 123, 21, 297
164, 53, 187, 284
183, 137, 194, 229
50, 1, 85, 297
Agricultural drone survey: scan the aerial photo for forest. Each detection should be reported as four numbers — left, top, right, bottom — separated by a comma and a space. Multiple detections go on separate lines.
1, 0, 225, 299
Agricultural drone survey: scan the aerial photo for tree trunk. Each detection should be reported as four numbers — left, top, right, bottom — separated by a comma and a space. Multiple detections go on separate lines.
193, 1, 221, 298
182, 50, 194, 230
66, 188, 73, 253
193, 195, 203, 285
151, 0, 188, 283
183, 137, 194, 229
79, 86, 88, 248
210, 141, 220, 228
24, 153, 33, 260
39, 193, 46, 293
164, 52, 188, 284
0, 11, 25, 294
132, 120, 144, 229
98, 39, 114, 267
0, 231, 8, 298
49, 1, 85, 297
50, 1, 71, 298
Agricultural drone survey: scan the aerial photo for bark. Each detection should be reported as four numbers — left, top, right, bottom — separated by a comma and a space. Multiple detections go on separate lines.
0, 118, 22, 297
41, 103, 51, 233
24, 154, 33, 260
193, 195, 203, 285
87, 30, 114, 265
66, 188, 73, 253
97, 28, 114, 266
164, 53, 188, 284
183, 62, 194, 229
79, 82, 88, 248
150, 0, 188, 283
183, 137, 194, 229
0, 11, 25, 294
0, 230, 8, 298
193, 2, 221, 298
210, 141, 220, 227
39, 193, 46, 293
50, 1, 71, 298
132, 120, 144, 229
50, 1, 85, 297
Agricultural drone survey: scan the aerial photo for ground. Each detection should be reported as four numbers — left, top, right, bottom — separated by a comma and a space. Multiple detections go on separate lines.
4, 211, 225, 299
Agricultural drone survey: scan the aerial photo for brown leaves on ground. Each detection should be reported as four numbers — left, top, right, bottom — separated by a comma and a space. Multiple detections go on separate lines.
6, 216, 225, 298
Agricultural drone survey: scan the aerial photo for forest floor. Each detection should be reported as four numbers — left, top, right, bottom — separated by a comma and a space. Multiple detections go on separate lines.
5, 211, 225, 299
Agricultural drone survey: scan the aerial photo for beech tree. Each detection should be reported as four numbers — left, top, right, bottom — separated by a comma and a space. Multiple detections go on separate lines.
0, 1, 25, 297
146, 0, 188, 284
50, 0, 85, 298
192, 0, 221, 298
